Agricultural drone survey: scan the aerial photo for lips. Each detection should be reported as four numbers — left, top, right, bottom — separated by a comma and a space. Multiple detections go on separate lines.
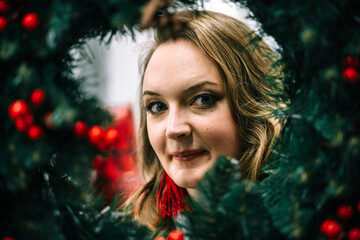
170, 149, 206, 161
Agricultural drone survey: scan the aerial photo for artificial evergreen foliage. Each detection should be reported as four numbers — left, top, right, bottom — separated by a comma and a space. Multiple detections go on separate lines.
185, 156, 283, 239
239, 0, 360, 238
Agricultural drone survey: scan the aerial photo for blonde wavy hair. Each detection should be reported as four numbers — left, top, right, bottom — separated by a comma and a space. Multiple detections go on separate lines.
123, 10, 281, 234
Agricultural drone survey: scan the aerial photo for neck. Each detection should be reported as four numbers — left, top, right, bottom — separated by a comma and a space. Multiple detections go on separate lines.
186, 188, 199, 200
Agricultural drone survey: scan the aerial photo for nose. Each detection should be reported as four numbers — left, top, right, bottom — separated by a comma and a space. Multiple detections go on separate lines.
165, 107, 192, 140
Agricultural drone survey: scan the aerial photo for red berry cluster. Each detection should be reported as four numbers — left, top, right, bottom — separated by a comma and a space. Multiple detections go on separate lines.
87, 107, 139, 203
342, 56, 359, 83
321, 202, 360, 240
154, 230, 184, 240
0, 0, 39, 32
73, 122, 122, 152
88, 126, 120, 151
92, 156, 118, 181
8, 89, 46, 141
9, 88, 125, 147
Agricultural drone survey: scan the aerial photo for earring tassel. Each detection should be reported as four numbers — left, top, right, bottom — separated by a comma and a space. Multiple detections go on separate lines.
157, 170, 188, 220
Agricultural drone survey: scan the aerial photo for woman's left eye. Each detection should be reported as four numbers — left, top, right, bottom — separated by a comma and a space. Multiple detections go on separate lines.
192, 93, 219, 107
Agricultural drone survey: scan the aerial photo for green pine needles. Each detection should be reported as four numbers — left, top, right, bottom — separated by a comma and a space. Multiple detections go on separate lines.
185, 156, 283, 240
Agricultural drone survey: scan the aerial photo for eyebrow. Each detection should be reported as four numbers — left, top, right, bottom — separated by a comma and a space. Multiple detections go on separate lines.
142, 81, 218, 96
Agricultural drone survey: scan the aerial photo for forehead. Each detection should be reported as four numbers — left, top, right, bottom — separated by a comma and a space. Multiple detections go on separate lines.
143, 39, 223, 92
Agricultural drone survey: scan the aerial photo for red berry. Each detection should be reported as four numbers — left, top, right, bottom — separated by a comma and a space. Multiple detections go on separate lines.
27, 125, 44, 140
154, 237, 166, 240
88, 126, 104, 145
14, 113, 33, 132
337, 204, 353, 220
0, 0, 11, 14
342, 67, 359, 83
92, 155, 103, 170
104, 127, 119, 146
0, 17, 7, 32
14, 117, 27, 132
320, 219, 341, 238
30, 89, 45, 107
168, 230, 184, 240
344, 56, 359, 68
348, 228, 360, 240
22, 13, 39, 31
102, 157, 118, 181
8, 100, 29, 119
3, 237, 15, 240
73, 121, 88, 137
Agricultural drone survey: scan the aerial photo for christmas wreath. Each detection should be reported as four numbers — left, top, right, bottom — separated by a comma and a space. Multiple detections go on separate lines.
1, 0, 360, 239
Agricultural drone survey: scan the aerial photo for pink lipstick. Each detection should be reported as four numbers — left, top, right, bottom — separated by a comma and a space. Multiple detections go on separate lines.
170, 149, 206, 161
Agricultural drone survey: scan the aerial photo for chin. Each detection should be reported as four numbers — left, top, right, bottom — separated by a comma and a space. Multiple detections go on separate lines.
175, 180, 197, 189
173, 171, 204, 189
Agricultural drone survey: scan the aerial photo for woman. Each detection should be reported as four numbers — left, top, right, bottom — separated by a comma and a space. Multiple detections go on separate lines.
124, 10, 281, 235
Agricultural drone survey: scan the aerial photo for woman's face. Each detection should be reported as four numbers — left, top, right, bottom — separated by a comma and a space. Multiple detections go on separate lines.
142, 39, 241, 191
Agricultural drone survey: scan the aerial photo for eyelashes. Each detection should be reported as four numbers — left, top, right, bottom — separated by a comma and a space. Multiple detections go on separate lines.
144, 92, 221, 115
192, 93, 220, 108
145, 101, 167, 114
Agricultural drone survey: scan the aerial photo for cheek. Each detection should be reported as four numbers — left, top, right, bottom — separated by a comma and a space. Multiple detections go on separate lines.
200, 110, 241, 158
147, 119, 165, 155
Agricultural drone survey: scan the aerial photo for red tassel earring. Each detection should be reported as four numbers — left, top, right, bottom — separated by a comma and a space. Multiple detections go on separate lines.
157, 170, 189, 220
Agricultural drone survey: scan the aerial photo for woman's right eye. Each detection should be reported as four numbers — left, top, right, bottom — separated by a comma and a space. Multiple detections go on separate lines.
145, 102, 167, 114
